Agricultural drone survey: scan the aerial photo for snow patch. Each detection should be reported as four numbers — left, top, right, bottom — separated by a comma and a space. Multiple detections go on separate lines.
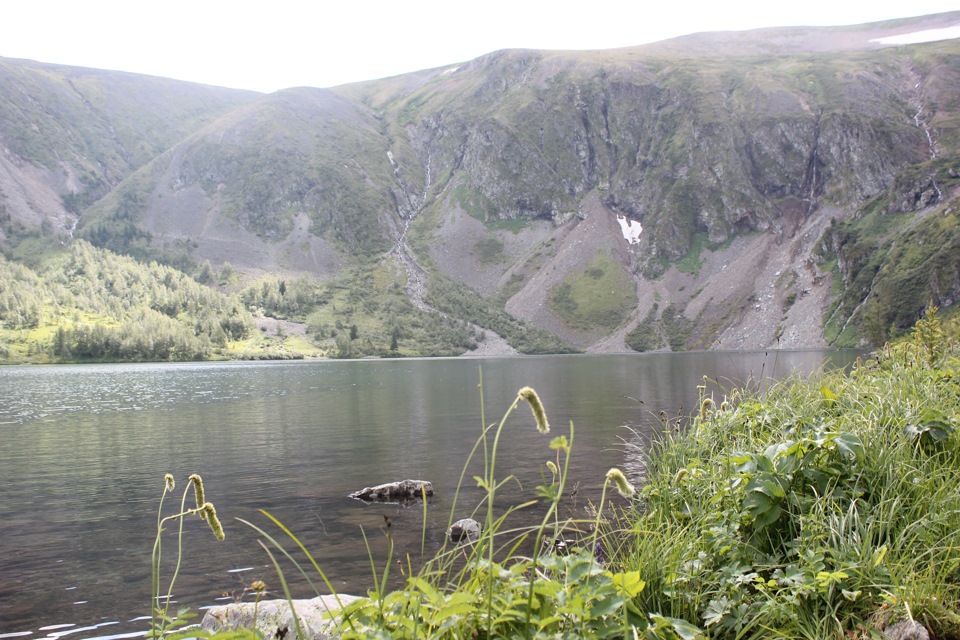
442, 66, 461, 75
870, 25, 960, 45
616, 214, 642, 244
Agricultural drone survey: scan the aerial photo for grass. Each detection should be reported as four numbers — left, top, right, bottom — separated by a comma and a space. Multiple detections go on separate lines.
625, 307, 960, 638
675, 232, 709, 276
154, 309, 960, 639
549, 252, 638, 333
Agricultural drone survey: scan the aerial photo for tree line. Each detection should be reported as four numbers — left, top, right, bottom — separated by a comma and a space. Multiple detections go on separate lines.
0, 241, 255, 362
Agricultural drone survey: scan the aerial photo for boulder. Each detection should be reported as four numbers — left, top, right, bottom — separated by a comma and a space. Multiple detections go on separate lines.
201, 594, 361, 640
447, 518, 481, 544
883, 620, 930, 640
349, 479, 433, 502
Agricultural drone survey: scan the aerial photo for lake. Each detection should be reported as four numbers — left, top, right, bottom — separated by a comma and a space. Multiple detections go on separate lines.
0, 351, 861, 639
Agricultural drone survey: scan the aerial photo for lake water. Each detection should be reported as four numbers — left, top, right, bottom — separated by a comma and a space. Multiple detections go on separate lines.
0, 351, 861, 639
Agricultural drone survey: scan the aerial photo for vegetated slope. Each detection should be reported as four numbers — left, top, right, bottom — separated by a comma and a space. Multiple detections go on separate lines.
76, 87, 397, 271
0, 57, 260, 256
4, 11, 960, 358
0, 240, 257, 363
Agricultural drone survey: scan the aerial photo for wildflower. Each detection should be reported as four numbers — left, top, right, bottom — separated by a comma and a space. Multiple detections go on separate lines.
188, 474, 205, 512
606, 467, 636, 498
201, 502, 225, 541
164, 474, 175, 492
518, 386, 549, 434
546, 460, 559, 477
250, 580, 267, 595
594, 540, 606, 565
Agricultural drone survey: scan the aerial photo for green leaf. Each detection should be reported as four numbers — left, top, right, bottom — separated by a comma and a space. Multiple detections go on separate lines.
590, 593, 623, 617
611, 570, 646, 598
431, 593, 479, 623
743, 490, 782, 529
755, 454, 775, 473
565, 554, 603, 583
729, 453, 753, 473
649, 613, 707, 639
874, 544, 888, 567
408, 577, 440, 603
834, 432, 864, 459
537, 615, 564, 630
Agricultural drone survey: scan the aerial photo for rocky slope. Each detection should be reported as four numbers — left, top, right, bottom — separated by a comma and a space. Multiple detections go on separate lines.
2, 11, 960, 354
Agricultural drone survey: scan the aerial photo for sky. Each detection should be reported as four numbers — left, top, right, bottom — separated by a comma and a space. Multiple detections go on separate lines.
3, 1, 960, 94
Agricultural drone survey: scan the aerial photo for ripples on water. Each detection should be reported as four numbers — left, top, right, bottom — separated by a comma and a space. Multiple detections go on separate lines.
0, 363, 264, 425
0, 353, 861, 638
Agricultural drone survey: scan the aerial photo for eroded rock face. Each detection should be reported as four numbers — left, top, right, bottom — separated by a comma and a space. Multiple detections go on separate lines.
348, 479, 433, 502
200, 594, 361, 640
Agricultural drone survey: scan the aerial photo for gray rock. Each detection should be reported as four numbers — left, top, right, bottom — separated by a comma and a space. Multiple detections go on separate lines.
349, 479, 433, 502
448, 518, 481, 544
883, 619, 930, 640
201, 594, 361, 640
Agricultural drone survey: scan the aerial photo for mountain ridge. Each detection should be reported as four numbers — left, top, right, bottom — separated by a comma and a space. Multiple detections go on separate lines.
1, 12, 959, 360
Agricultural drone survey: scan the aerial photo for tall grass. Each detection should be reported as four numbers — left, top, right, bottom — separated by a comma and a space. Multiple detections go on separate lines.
627, 308, 960, 638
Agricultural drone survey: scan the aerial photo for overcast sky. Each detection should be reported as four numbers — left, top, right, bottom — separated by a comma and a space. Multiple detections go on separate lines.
4, 1, 959, 93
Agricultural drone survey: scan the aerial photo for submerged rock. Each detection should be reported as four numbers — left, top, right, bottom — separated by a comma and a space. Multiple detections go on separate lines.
349, 479, 433, 502
201, 594, 361, 640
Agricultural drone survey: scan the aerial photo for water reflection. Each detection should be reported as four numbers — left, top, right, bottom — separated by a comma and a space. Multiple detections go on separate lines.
0, 351, 859, 637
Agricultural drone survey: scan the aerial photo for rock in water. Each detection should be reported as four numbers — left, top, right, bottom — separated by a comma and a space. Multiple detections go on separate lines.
348, 479, 433, 502
201, 594, 361, 640
447, 518, 481, 544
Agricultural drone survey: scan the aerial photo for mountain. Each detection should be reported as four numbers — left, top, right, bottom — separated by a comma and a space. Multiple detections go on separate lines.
0, 57, 260, 256
2, 11, 960, 360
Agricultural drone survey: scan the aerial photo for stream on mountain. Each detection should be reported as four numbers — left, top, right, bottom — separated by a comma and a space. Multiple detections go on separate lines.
0, 351, 862, 639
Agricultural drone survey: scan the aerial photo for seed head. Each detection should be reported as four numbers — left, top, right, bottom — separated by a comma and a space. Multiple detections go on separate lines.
605, 468, 636, 499
201, 502, 225, 541
518, 386, 549, 434
250, 580, 267, 595
164, 474, 175, 492
700, 398, 714, 420
189, 474, 206, 513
